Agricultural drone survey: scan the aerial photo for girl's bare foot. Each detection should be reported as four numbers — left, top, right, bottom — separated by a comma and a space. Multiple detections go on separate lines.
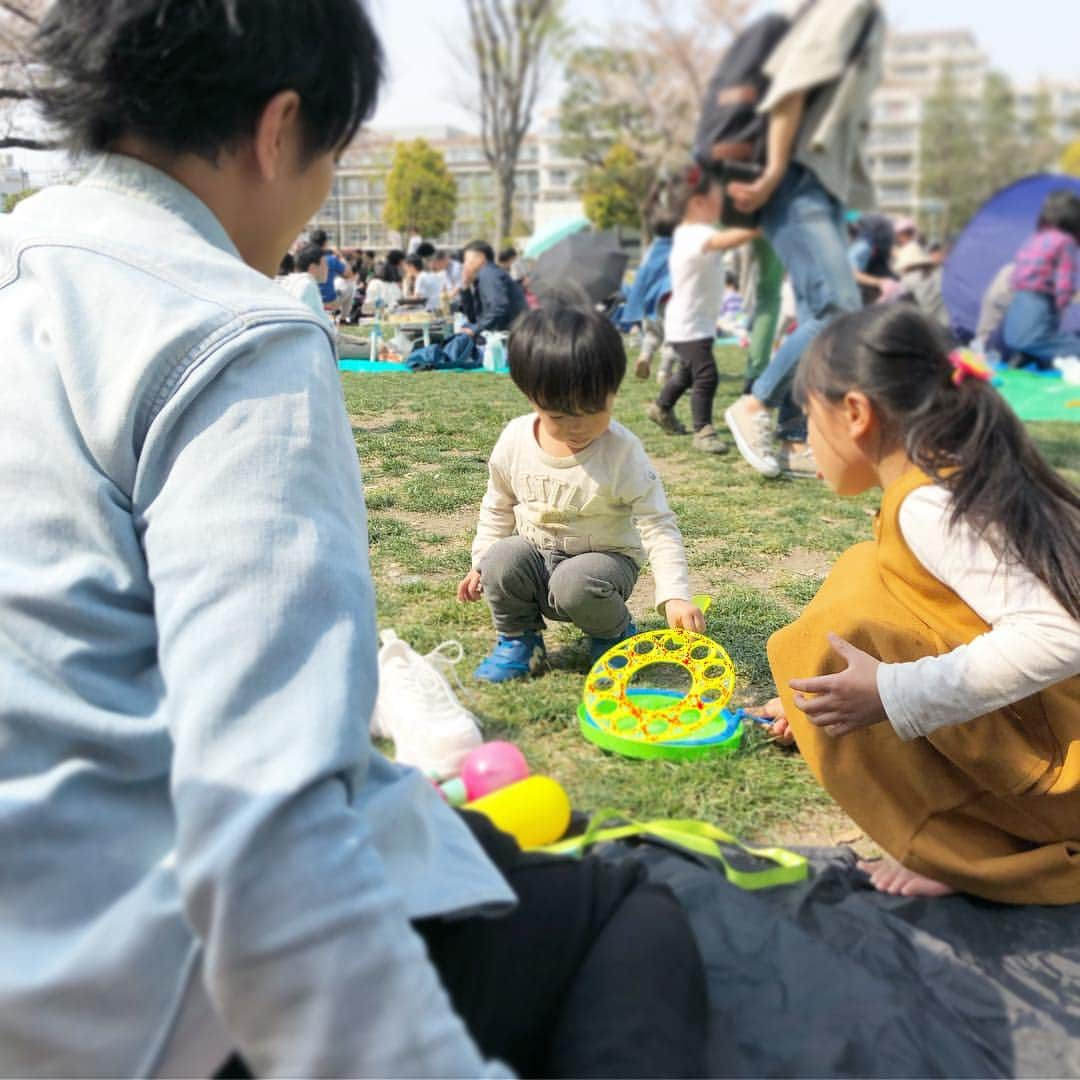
857, 856, 955, 898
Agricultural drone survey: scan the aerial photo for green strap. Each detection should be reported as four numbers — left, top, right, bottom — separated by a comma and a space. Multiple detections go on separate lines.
542, 809, 808, 891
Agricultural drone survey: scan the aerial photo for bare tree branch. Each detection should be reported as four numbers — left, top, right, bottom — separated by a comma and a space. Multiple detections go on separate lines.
461, 0, 561, 244
0, 0, 50, 155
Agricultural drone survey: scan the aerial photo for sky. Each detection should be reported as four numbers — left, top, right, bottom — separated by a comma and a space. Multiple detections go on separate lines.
364, 0, 1080, 133
12, 0, 1079, 180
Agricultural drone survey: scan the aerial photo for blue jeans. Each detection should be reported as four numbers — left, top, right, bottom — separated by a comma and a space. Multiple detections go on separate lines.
751, 165, 861, 440
1001, 290, 1080, 369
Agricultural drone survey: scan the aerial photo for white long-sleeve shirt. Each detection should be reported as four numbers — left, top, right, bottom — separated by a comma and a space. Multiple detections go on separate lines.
472, 414, 692, 610
877, 484, 1080, 741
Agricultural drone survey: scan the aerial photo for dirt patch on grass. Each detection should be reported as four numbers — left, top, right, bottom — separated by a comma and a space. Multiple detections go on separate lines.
381, 506, 477, 538
349, 409, 418, 434
721, 546, 831, 591
765, 803, 878, 855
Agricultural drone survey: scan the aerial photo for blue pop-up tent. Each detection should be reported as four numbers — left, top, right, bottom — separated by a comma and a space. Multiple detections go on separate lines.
942, 173, 1080, 340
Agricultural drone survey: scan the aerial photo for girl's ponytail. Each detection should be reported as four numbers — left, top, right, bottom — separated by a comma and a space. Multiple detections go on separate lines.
795, 305, 1080, 619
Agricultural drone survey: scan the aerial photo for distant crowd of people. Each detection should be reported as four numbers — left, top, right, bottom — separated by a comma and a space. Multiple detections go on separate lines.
275, 231, 529, 337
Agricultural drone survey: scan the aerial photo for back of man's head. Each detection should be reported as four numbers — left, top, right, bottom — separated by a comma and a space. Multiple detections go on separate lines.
310, 228, 330, 249
33, 0, 383, 162
295, 243, 326, 274
464, 240, 495, 265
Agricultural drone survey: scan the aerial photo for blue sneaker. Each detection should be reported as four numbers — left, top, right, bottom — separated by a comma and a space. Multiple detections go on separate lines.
474, 633, 547, 683
588, 622, 637, 665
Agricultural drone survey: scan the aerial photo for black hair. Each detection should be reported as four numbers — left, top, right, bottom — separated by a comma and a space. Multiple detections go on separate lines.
277, 252, 295, 275
385, 248, 405, 266
644, 174, 682, 237
508, 302, 626, 415
365, 249, 376, 259
794, 305, 1080, 619
666, 163, 716, 223
32, 0, 383, 163
404, 254, 423, 270
725, 271, 737, 288
295, 243, 325, 273
376, 261, 400, 284
310, 228, 329, 248
498, 246, 518, 263
1036, 189, 1080, 243
433, 249, 450, 262
464, 240, 495, 263
416, 241, 436, 259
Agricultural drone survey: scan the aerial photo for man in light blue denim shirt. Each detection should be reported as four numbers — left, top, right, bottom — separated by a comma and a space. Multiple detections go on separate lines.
0, 2, 707, 1077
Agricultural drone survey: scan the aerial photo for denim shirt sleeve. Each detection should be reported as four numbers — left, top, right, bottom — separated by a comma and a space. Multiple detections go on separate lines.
131, 321, 502, 1077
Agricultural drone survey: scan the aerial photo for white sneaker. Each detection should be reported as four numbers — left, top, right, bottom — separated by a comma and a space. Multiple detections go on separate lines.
371, 629, 482, 778
724, 403, 781, 478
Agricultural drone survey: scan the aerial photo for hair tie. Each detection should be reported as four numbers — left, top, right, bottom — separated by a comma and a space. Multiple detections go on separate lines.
948, 349, 992, 386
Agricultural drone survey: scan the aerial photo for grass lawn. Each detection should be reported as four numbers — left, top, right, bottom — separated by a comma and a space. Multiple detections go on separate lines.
341, 342, 1079, 848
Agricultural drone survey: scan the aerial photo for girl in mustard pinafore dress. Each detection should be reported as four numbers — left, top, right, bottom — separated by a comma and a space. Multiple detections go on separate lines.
765, 305, 1080, 905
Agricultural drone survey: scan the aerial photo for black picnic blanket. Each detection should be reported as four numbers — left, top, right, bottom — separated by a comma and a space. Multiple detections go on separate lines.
590, 840, 1080, 1078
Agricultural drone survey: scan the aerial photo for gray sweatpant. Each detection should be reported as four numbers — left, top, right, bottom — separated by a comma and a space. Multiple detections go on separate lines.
478, 536, 639, 639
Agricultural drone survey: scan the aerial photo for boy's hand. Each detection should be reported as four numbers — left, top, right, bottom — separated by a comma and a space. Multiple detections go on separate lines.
457, 569, 483, 602
665, 599, 706, 634
788, 634, 885, 737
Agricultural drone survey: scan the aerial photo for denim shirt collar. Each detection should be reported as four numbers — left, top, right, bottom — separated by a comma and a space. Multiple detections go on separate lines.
80, 153, 241, 262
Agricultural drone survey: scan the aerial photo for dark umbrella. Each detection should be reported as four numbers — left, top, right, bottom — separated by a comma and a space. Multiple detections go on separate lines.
528, 230, 629, 305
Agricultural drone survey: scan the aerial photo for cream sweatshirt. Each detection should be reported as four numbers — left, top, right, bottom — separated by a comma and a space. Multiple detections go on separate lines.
471, 414, 692, 610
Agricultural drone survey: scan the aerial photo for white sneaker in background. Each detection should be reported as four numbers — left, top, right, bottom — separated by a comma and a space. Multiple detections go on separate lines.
371, 629, 483, 778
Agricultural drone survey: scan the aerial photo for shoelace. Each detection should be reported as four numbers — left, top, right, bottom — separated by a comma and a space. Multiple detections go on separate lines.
419, 639, 473, 710
751, 411, 776, 454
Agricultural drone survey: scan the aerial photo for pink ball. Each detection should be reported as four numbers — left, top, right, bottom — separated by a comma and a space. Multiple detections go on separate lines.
462, 741, 529, 801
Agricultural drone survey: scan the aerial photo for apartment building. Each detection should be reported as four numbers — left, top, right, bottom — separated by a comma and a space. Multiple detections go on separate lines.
308, 119, 583, 251
866, 29, 1080, 225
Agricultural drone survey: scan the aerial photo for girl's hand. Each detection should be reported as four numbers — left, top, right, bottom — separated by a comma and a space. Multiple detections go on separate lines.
457, 569, 483, 602
665, 599, 706, 634
788, 634, 886, 737
748, 696, 795, 746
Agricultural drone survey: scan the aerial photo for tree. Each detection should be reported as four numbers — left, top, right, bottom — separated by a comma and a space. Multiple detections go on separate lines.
3, 184, 35, 212
1025, 86, 1060, 172
463, 0, 563, 245
0, 0, 53, 151
1062, 139, 1080, 178
978, 71, 1024, 193
557, 0, 748, 234
918, 65, 983, 235
382, 139, 457, 240
580, 143, 650, 231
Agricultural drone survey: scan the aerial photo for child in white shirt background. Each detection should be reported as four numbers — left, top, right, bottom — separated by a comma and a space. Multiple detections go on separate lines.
647, 164, 756, 455
458, 304, 706, 682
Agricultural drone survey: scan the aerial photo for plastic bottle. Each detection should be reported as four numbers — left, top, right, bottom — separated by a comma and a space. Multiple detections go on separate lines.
371, 297, 385, 360
440, 741, 529, 806
465, 776, 571, 849
486, 332, 507, 372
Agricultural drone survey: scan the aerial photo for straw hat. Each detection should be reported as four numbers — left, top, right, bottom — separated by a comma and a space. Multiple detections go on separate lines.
895, 241, 936, 275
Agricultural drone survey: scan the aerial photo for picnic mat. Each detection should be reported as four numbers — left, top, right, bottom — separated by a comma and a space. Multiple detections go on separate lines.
591, 840, 1080, 1077
338, 359, 490, 374
996, 368, 1080, 423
